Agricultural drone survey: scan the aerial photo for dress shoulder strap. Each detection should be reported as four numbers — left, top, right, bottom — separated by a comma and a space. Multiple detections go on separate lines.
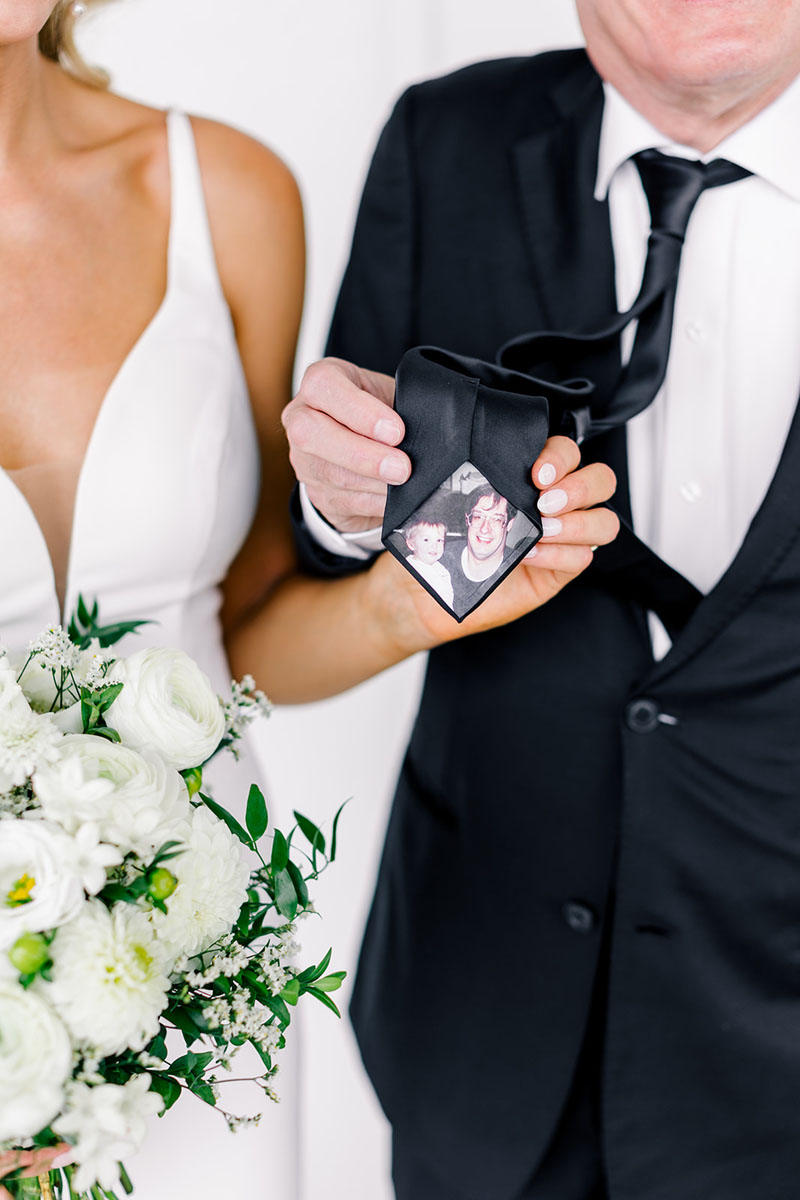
165, 108, 227, 301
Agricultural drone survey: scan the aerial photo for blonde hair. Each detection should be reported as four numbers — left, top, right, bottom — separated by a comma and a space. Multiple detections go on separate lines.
38, 1, 110, 89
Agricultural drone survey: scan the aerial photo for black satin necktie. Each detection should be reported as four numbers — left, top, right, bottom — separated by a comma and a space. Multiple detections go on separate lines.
499, 150, 752, 439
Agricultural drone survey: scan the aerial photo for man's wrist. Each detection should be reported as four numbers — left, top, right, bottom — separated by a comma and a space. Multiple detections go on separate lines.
298, 484, 383, 558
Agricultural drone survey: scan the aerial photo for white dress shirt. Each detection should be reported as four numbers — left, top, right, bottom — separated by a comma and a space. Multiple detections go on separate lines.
302, 73, 800, 658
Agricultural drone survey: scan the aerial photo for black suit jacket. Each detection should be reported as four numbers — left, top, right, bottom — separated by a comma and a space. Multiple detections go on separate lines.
300, 50, 800, 1200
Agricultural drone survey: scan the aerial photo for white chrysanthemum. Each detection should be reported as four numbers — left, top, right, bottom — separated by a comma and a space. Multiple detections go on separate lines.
152, 805, 249, 958
54, 1075, 163, 1194
0, 659, 63, 791
0, 819, 85, 950
109, 648, 225, 771
47, 902, 171, 1056
34, 736, 191, 856
0, 978, 72, 1140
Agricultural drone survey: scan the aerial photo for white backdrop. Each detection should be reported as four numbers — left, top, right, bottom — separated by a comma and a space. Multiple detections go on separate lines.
79, 4, 584, 1195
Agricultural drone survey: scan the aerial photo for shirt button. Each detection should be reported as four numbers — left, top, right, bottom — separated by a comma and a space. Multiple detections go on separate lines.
562, 901, 597, 934
625, 698, 661, 733
679, 479, 703, 503
685, 320, 707, 342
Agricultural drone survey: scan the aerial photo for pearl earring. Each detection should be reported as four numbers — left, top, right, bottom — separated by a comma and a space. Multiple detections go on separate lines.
71, 1, 87, 15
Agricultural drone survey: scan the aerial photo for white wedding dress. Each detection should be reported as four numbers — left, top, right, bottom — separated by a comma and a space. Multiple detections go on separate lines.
0, 111, 300, 1198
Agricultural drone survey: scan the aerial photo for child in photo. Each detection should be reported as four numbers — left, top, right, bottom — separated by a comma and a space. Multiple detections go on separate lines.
404, 511, 454, 608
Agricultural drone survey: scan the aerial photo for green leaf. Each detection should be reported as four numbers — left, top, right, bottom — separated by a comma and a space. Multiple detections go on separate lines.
273, 866, 298, 920
306, 985, 342, 1018
314, 971, 347, 993
148, 1074, 182, 1113
286, 859, 309, 908
250, 1037, 274, 1072
119, 1163, 134, 1195
147, 1032, 167, 1061
246, 784, 268, 842
91, 724, 122, 743
280, 978, 301, 1006
190, 1081, 217, 1107
165, 1004, 206, 1047
77, 594, 91, 627
304, 947, 332, 984
270, 829, 289, 873
293, 810, 325, 856
199, 792, 252, 849
330, 798, 350, 863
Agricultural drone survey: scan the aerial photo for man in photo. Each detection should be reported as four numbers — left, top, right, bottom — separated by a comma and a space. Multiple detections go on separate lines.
444, 486, 518, 616
403, 508, 454, 608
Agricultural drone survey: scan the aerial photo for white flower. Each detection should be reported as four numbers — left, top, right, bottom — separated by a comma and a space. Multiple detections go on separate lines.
25, 627, 80, 674
54, 1075, 163, 1194
0, 978, 72, 1140
0, 819, 85, 950
47, 902, 172, 1056
34, 736, 191, 856
0, 660, 62, 791
109, 649, 225, 771
69, 823, 123, 895
151, 805, 249, 959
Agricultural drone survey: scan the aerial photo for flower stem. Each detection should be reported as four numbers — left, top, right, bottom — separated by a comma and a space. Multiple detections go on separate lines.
37, 1174, 55, 1200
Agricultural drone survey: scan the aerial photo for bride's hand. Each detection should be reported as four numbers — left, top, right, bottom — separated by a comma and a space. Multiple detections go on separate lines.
370, 436, 619, 653
0, 1145, 72, 1197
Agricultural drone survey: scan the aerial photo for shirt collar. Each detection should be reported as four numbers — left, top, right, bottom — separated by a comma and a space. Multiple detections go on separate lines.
595, 74, 800, 203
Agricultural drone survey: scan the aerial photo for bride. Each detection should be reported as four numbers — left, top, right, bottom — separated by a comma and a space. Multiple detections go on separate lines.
0, 0, 308, 1193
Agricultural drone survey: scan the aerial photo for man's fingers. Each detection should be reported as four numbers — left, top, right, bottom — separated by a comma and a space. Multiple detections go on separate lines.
291, 359, 403, 445
531, 435, 582, 488
288, 408, 411, 486
536, 461, 617, 517
539, 506, 620, 546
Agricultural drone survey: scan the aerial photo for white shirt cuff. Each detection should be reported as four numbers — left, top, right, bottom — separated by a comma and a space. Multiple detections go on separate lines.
299, 484, 384, 559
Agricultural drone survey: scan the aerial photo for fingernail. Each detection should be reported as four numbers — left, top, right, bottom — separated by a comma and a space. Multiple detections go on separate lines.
380, 456, 410, 485
590, 545, 598, 552
537, 462, 557, 487
525, 545, 538, 559
538, 488, 568, 515
375, 417, 403, 444
541, 517, 562, 537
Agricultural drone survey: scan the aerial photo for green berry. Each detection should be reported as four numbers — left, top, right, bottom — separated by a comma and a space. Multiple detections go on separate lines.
182, 767, 203, 798
147, 868, 178, 901
9, 932, 50, 975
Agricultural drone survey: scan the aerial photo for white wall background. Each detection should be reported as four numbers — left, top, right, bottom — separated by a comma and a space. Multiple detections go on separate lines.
79, 3, 584, 1195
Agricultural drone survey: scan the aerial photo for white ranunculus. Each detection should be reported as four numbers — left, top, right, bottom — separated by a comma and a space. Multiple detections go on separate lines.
0, 820, 85, 950
0, 979, 72, 1140
33, 736, 191, 856
47, 901, 172, 1056
0, 659, 63, 791
54, 1075, 163, 1194
109, 649, 225, 771
151, 804, 249, 959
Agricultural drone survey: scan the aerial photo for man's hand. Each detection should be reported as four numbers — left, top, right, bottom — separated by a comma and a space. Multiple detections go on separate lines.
368, 434, 619, 651
282, 357, 408, 533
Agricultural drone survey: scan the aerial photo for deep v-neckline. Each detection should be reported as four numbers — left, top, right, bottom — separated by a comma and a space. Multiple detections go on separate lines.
1, 110, 178, 626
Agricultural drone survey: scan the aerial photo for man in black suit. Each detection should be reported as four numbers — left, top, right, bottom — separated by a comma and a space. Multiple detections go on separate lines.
283, 1, 800, 1196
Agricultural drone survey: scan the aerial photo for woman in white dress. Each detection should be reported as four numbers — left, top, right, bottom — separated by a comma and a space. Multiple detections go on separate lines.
0, 1, 306, 1194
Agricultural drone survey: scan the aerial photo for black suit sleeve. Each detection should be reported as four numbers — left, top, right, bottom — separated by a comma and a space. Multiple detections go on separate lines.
326, 87, 418, 370
291, 89, 420, 578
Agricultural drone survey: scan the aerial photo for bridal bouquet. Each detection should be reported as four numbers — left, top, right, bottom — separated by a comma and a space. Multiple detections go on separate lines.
0, 600, 346, 1200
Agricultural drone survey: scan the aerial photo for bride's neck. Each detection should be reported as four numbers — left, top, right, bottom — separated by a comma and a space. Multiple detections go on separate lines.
0, 44, 61, 167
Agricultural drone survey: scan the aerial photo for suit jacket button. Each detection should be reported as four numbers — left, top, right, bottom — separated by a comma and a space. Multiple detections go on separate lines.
625, 697, 660, 733
562, 901, 596, 934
